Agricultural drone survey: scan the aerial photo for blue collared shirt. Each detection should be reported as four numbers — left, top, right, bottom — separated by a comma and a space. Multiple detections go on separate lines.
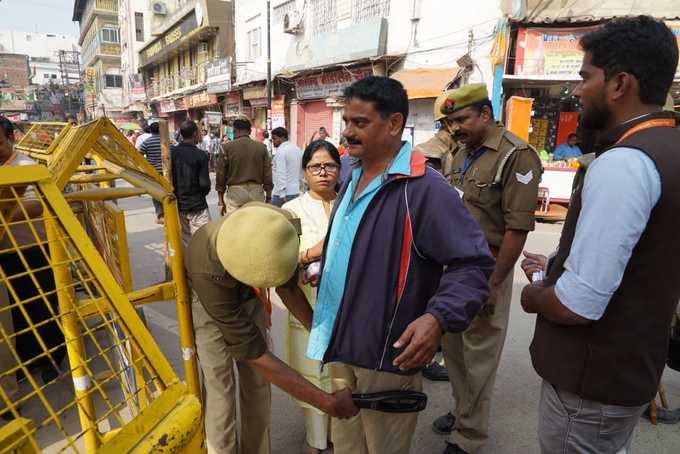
553, 144, 583, 160
554, 147, 661, 320
307, 143, 412, 360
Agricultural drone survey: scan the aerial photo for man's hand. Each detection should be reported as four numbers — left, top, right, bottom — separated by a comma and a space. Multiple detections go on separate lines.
478, 284, 499, 317
521, 251, 548, 282
521, 281, 543, 314
322, 388, 359, 419
392, 313, 442, 370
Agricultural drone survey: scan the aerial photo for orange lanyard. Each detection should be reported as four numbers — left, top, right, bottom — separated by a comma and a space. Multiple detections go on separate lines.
252, 287, 273, 327
614, 118, 676, 145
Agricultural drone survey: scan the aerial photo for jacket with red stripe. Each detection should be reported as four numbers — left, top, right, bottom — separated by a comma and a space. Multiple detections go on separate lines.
320, 149, 494, 374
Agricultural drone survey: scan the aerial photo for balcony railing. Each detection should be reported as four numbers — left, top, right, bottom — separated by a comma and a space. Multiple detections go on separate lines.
81, 0, 118, 31
145, 63, 209, 99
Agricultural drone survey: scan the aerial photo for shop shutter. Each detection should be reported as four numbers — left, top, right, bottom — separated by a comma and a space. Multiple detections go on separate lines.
302, 100, 333, 147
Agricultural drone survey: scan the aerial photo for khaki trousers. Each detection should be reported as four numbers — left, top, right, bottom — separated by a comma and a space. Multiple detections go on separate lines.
179, 207, 211, 248
192, 297, 271, 454
441, 272, 514, 453
330, 363, 422, 454
225, 184, 265, 216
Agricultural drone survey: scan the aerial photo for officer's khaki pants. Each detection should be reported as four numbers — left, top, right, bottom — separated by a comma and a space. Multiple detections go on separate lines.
225, 184, 265, 216
192, 297, 271, 454
441, 272, 514, 454
330, 363, 422, 454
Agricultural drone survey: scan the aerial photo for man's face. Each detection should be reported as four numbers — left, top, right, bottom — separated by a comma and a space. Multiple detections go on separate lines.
568, 136, 578, 146
0, 128, 14, 158
318, 129, 328, 140
342, 97, 403, 159
446, 106, 490, 147
272, 135, 285, 147
574, 52, 612, 131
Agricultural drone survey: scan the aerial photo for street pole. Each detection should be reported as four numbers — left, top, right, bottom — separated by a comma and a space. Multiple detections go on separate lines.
266, 0, 272, 135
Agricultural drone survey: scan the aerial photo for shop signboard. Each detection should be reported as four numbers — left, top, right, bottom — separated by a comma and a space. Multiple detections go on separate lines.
249, 98, 268, 108
175, 98, 187, 111
514, 27, 596, 78
270, 95, 285, 129
159, 99, 176, 113
186, 92, 217, 109
224, 92, 241, 115
207, 58, 231, 94
295, 67, 373, 100
139, 12, 198, 67
205, 111, 222, 126
243, 85, 267, 100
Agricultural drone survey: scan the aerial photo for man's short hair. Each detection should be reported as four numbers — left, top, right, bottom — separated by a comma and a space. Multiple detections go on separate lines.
149, 122, 160, 134
271, 127, 288, 140
580, 15, 678, 106
233, 118, 251, 131
180, 120, 199, 139
0, 116, 14, 138
466, 99, 495, 121
567, 133, 578, 140
343, 76, 409, 131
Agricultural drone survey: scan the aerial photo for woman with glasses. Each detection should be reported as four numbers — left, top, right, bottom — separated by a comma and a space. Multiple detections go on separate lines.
282, 139, 341, 454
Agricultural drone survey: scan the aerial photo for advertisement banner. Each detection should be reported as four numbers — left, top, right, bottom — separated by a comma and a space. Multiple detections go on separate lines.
159, 99, 176, 113
295, 67, 373, 100
514, 27, 595, 77
205, 111, 222, 126
207, 58, 231, 94
186, 92, 217, 108
270, 95, 285, 129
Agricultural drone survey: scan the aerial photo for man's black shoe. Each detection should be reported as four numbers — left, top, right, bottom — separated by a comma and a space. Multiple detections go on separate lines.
432, 412, 455, 434
422, 362, 449, 381
443, 443, 469, 454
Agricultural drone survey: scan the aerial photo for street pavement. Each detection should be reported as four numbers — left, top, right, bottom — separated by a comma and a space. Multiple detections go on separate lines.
119, 183, 680, 454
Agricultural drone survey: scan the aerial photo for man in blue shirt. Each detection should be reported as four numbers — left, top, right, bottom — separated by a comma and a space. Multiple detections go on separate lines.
308, 76, 493, 454
552, 133, 583, 160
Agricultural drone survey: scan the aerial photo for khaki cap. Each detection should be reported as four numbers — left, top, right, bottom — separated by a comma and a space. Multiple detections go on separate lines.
433, 90, 455, 121
216, 202, 300, 288
441, 83, 489, 115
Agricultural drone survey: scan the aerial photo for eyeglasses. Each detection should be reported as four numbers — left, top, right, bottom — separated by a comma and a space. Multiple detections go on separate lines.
306, 163, 339, 175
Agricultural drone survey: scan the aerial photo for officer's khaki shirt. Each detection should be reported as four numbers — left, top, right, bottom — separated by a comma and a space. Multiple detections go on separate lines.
216, 136, 273, 196
184, 218, 267, 361
446, 125, 541, 247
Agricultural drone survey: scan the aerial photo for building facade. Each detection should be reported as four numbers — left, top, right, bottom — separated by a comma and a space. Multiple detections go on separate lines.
233, 0, 501, 148
119, 0, 153, 117
0, 53, 31, 121
73, 0, 124, 120
138, 0, 234, 132
0, 30, 81, 85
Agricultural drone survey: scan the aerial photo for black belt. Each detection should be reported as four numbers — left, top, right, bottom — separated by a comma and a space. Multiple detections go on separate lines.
352, 390, 428, 413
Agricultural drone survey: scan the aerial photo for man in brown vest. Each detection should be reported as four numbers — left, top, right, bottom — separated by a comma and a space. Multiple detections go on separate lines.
520, 16, 680, 453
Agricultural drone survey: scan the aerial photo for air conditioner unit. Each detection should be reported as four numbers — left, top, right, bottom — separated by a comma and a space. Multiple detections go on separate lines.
283, 11, 304, 35
199, 42, 209, 53
152, 1, 168, 15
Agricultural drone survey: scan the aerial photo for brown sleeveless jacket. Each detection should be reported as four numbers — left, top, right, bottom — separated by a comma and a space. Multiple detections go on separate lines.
531, 111, 680, 406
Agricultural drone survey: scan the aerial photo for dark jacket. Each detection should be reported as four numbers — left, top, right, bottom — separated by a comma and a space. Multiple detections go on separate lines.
533, 112, 680, 406
320, 149, 494, 374
171, 142, 211, 213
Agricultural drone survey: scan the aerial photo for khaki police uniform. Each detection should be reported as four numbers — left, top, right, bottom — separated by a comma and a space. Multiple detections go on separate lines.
442, 124, 541, 453
414, 129, 458, 173
216, 136, 273, 215
186, 218, 271, 454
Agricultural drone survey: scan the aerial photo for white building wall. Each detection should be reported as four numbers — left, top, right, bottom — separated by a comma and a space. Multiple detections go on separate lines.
119, 0, 153, 111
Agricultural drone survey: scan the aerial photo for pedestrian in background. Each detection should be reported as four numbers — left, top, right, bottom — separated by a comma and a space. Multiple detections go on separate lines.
135, 124, 152, 151
216, 118, 272, 216
429, 83, 541, 454
282, 139, 341, 454
307, 76, 494, 454
139, 122, 164, 223
520, 16, 680, 453
170, 120, 211, 247
271, 127, 302, 207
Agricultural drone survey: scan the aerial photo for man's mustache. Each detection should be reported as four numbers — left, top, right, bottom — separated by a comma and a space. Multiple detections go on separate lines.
345, 137, 362, 145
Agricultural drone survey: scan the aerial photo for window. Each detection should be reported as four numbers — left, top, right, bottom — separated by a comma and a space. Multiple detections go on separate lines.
273, 0, 296, 23
352, 0, 390, 23
311, 0, 337, 35
101, 27, 120, 44
135, 12, 144, 42
51, 74, 57, 79
247, 27, 262, 60
105, 74, 123, 88
43, 74, 50, 79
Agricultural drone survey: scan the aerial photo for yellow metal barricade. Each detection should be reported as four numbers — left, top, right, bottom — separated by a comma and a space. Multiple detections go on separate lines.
0, 165, 203, 453
14, 123, 71, 165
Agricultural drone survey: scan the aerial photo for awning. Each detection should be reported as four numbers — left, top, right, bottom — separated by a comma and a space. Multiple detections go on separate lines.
390, 68, 458, 99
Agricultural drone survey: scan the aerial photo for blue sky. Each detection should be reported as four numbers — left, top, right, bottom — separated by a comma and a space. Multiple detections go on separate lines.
0, 0, 80, 37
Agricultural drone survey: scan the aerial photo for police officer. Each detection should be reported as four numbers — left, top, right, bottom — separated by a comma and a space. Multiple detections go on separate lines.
414, 90, 459, 173
430, 84, 541, 454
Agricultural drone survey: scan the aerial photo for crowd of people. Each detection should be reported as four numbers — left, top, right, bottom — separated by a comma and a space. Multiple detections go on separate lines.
1, 14, 679, 454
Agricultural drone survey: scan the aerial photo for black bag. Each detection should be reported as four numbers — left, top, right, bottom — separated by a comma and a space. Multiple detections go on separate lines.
352, 391, 428, 413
